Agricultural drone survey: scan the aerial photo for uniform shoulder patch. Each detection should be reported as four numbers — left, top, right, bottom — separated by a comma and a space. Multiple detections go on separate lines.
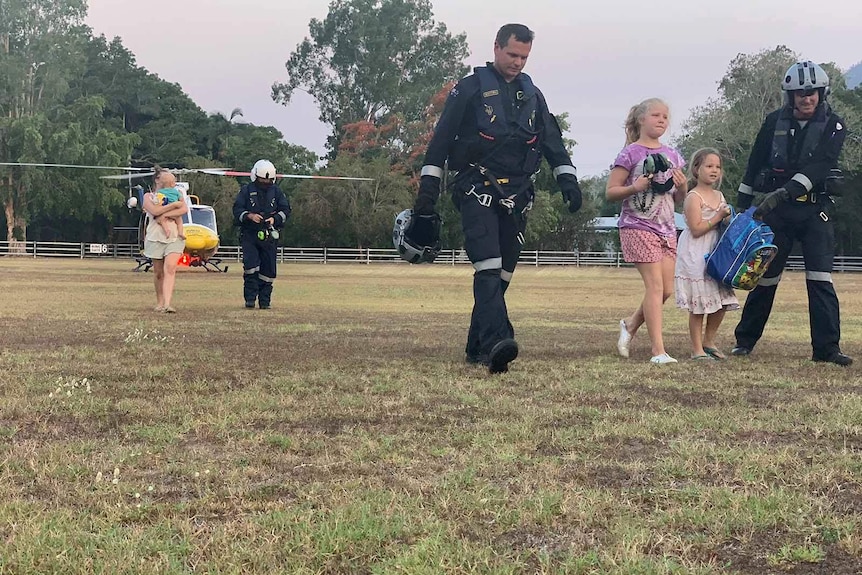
449, 86, 459, 98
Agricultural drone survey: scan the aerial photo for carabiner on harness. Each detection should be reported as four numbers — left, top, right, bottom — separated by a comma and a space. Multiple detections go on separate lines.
466, 185, 494, 207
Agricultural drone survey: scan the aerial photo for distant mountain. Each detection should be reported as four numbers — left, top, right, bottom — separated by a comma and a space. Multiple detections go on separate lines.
847, 61, 862, 90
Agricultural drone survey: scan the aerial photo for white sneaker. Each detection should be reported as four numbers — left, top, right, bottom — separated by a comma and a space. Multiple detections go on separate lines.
617, 319, 632, 358
650, 353, 678, 365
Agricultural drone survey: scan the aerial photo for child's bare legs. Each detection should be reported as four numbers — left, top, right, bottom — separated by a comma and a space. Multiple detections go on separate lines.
156, 216, 172, 238
689, 313, 706, 356
628, 256, 675, 356
703, 309, 726, 351
174, 217, 185, 239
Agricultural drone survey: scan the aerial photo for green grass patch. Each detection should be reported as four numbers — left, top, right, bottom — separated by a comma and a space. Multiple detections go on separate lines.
1, 259, 862, 573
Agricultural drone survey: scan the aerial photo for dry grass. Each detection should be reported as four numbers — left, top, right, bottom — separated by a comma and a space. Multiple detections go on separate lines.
1, 258, 861, 574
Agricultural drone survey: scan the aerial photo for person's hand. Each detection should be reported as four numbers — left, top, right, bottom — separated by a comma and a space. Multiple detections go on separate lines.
557, 173, 582, 213
265, 217, 275, 227
718, 202, 732, 218
247, 213, 264, 224
753, 188, 788, 220
671, 169, 688, 192
631, 174, 652, 193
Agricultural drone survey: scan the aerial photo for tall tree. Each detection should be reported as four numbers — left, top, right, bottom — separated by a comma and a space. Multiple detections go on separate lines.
678, 46, 799, 195
272, 0, 469, 153
678, 47, 862, 253
0, 0, 136, 244
286, 119, 411, 248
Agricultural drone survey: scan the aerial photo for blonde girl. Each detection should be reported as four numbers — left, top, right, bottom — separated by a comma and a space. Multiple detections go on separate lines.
606, 98, 688, 364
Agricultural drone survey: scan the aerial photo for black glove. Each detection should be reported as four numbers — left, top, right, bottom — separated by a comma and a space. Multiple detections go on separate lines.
413, 175, 440, 216
753, 187, 788, 220
825, 168, 844, 197
557, 173, 583, 213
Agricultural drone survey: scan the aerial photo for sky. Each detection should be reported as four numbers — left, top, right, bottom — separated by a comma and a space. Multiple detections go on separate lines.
85, 0, 861, 177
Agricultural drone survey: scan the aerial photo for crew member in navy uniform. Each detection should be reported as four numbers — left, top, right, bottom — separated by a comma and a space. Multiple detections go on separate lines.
732, 61, 851, 366
414, 23, 582, 373
232, 159, 291, 309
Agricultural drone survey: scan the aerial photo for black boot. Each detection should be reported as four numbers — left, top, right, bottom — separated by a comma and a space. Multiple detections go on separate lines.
488, 339, 519, 374
812, 351, 853, 366
258, 278, 273, 309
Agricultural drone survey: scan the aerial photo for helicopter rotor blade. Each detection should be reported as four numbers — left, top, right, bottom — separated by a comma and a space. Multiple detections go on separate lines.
0, 162, 152, 171
100, 171, 157, 180
197, 168, 373, 182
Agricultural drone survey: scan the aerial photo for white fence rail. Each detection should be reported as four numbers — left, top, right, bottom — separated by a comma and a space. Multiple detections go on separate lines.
3, 241, 862, 272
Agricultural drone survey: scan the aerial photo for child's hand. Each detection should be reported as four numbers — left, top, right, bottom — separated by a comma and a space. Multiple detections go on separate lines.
719, 202, 732, 217
632, 174, 651, 193
671, 169, 687, 190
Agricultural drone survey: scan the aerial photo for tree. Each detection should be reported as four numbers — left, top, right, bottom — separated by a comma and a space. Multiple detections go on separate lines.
677, 46, 799, 198
272, 0, 469, 153
0, 0, 136, 244
678, 47, 862, 254
286, 118, 412, 248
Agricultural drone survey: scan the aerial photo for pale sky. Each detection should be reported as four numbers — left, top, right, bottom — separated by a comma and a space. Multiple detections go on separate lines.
86, 0, 860, 177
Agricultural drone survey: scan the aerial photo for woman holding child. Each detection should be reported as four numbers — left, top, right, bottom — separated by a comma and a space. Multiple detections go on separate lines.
142, 168, 187, 313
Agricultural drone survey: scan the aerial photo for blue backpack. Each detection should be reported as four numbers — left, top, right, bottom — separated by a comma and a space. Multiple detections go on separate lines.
705, 207, 778, 290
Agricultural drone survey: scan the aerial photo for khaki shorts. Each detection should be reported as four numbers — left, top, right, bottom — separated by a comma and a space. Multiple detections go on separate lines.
143, 238, 185, 260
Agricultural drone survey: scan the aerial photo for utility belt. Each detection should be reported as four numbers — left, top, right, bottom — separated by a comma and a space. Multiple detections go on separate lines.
243, 225, 280, 242
756, 168, 843, 204
455, 166, 534, 215
794, 193, 822, 204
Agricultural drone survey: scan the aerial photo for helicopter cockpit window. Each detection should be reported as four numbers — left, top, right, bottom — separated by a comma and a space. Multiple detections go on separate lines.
190, 207, 217, 232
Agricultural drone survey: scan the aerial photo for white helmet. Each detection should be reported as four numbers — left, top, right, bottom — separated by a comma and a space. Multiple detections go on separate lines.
782, 61, 829, 104
251, 159, 277, 181
393, 209, 442, 264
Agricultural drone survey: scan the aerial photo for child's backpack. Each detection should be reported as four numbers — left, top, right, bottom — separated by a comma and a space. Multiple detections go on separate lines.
705, 207, 778, 290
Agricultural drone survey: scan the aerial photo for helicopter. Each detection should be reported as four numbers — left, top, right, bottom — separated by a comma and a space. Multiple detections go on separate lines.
0, 162, 373, 272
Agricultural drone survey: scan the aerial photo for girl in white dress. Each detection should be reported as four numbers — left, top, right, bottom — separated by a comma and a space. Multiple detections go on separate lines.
674, 148, 739, 360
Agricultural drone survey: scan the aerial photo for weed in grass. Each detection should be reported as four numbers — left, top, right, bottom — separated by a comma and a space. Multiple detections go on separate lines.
48, 375, 92, 399
767, 542, 825, 566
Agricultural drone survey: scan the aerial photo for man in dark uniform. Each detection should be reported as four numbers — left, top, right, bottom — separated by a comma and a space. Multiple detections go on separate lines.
732, 60, 851, 366
413, 23, 582, 374
232, 159, 292, 309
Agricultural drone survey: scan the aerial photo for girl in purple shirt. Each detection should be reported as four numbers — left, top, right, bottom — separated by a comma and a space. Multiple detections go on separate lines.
605, 98, 688, 364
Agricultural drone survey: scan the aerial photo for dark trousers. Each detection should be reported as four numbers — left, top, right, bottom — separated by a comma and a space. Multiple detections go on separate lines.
241, 232, 278, 306
735, 203, 841, 357
459, 190, 527, 357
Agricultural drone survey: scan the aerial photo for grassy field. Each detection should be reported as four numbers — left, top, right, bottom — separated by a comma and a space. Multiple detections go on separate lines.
1, 258, 861, 574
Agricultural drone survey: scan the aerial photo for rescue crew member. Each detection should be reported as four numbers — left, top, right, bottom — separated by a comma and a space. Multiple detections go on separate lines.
413, 23, 583, 374
732, 60, 851, 366
232, 159, 291, 309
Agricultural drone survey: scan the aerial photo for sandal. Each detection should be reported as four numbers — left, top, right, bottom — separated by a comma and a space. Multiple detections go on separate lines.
163, 306, 176, 314
703, 347, 726, 360
691, 354, 717, 361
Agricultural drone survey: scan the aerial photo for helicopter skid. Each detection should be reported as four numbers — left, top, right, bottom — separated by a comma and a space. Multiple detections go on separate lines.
197, 258, 228, 273
132, 255, 227, 273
